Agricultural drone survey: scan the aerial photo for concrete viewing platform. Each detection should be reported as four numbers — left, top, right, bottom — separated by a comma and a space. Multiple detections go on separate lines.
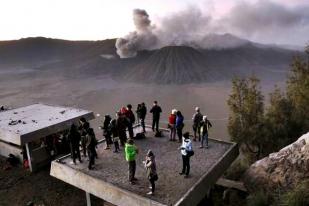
0, 103, 94, 146
50, 127, 238, 206
0, 103, 94, 172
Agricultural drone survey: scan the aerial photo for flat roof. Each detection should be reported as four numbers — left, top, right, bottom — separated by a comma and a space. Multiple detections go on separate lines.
50, 127, 238, 206
0, 103, 94, 146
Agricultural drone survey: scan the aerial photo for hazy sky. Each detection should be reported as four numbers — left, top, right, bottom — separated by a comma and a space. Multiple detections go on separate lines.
0, 0, 308, 46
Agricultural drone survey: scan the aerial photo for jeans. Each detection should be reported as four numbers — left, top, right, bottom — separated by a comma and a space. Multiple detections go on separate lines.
182, 155, 190, 175
128, 123, 134, 138
177, 127, 183, 142
119, 130, 127, 146
152, 117, 160, 132
140, 118, 145, 132
128, 160, 136, 182
149, 178, 155, 192
87, 149, 95, 169
193, 125, 201, 141
201, 133, 209, 147
71, 143, 81, 163
169, 125, 176, 140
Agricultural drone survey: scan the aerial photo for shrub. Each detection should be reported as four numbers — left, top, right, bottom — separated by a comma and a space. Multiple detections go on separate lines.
246, 190, 269, 206
280, 180, 309, 206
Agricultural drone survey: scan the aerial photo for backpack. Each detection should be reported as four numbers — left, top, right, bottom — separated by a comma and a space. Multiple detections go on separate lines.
134, 132, 146, 139
187, 150, 194, 157
155, 131, 163, 137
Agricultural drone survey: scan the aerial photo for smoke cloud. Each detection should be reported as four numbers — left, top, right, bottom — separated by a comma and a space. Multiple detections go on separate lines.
116, 1, 309, 58
115, 9, 157, 58
222, 0, 309, 44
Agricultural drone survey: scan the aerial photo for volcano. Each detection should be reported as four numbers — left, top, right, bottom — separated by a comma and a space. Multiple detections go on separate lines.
124, 46, 220, 84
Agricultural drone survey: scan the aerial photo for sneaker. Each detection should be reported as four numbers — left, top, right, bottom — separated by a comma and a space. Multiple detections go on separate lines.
147, 191, 153, 195
113, 150, 118, 153
179, 172, 185, 175
184, 175, 189, 178
70, 161, 76, 165
132, 177, 138, 181
130, 181, 135, 185
199, 146, 204, 149
149, 186, 152, 189
206, 145, 209, 149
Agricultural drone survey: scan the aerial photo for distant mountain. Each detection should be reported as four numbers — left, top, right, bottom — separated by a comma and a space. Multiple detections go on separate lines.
121, 43, 299, 84
124, 46, 219, 84
198, 33, 250, 49
0, 37, 117, 66
0, 36, 302, 84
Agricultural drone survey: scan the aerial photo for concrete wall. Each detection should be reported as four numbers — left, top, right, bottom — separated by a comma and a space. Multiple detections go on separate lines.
0, 141, 23, 161
50, 162, 166, 206
0, 128, 21, 146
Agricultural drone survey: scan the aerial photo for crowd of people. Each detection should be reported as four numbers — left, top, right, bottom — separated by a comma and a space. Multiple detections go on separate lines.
67, 101, 213, 195
67, 117, 98, 170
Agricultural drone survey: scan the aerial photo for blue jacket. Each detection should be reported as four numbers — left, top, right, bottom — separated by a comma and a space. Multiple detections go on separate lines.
176, 115, 184, 128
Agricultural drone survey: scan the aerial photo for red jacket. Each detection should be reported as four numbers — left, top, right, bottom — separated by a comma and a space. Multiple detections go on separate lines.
168, 114, 176, 125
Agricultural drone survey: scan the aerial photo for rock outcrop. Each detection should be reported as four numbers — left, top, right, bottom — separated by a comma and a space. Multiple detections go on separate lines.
244, 132, 309, 192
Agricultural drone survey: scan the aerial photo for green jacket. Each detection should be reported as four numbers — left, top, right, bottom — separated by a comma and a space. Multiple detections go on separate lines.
125, 143, 137, 161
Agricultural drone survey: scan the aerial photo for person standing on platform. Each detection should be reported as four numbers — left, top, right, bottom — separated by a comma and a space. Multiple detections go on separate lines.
110, 115, 120, 153
126, 104, 136, 138
200, 115, 212, 149
150, 101, 162, 132
176, 111, 184, 143
136, 104, 142, 124
192, 107, 203, 141
68, 124, 82, 164
179, 132, 193, 178
140, 102, 147, 133
102, 114, 112, 150
117, 112, 129, 147
79, 117, 90, 157
144, 150, 158, 195
168, 109, 177, 141
86, 128, 97, 170
125, 139, 139, 184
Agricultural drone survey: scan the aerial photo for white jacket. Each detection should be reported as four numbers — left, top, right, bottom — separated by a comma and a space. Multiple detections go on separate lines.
180, 138, 193, 156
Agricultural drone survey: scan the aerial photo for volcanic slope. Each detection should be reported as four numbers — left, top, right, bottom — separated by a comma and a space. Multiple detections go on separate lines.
124, 46, 218, 84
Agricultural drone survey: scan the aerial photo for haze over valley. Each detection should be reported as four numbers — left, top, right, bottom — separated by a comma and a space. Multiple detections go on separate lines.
0, 35, 301, 140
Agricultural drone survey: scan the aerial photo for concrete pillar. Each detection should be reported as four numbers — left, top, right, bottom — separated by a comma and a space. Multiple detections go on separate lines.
25, 143, 33, 172
86, 192, 91, 206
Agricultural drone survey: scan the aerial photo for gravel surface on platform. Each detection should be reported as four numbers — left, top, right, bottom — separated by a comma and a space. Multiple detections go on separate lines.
62, 127, 231, 205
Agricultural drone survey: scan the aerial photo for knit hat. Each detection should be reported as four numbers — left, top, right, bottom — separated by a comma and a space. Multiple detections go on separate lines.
147, 150, 154, 157
172, 109, 177, 115
183, 132, 190, 139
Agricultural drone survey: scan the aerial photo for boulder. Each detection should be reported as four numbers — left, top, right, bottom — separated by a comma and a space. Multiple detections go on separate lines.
244, 132, 309, 192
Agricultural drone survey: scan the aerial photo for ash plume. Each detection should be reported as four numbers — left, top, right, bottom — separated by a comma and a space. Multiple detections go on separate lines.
116, 1, 309, 58
115, 9, 158, 58
222, 0, 309, 44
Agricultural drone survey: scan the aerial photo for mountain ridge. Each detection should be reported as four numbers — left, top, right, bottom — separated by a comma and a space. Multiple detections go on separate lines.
0, 36, 302, 84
